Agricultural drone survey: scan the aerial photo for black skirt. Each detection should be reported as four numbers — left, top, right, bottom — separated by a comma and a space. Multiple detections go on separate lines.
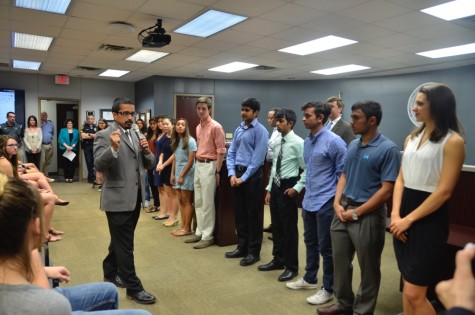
393, 187, 449, 286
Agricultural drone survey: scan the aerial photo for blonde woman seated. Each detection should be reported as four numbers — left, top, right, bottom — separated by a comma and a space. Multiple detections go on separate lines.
0, 136, 63, 242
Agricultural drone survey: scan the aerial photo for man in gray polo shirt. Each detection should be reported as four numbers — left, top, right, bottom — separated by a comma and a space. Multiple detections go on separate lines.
317, 100, 400, 315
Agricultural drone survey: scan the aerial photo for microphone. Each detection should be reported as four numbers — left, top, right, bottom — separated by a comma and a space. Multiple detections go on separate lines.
131, 123, 145, 140
131, 123, 149, 154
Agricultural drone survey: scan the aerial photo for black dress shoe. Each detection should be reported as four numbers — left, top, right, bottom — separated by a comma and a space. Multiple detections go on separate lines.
278, 269, 298, 282
263, 224, 273, 233
104, 275, 127, 288
258, 260, 285, 271
240, 254, 260, 266
126, 290, 156, 304
225, 248, 247, 258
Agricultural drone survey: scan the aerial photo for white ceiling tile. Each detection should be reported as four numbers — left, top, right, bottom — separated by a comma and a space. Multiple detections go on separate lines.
138, 0, 205, 21
233, 18, 291, 36
374, 11, 440, 32
1, 0, 474, 81
213, 0, 287, 16
261, 3, 328, 25
338, 0, 411, 23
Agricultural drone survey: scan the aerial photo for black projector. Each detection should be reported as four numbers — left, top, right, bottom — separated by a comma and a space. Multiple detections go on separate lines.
142, 33, 171, 48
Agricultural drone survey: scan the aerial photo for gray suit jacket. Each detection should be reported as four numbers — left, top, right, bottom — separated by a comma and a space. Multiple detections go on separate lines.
93, 122, 155, 212
331, 119, 356, 145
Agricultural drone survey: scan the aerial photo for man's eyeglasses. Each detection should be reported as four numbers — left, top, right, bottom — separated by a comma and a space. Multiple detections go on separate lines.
116, 111, 136, 117
6, 144, 18, 147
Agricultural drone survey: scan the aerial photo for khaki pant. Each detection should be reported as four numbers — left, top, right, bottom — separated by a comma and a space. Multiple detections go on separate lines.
193, 161, 217, 241
40, 143, 54, 175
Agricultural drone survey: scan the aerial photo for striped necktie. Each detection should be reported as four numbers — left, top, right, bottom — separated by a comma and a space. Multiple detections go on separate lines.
273, 138, 285, 187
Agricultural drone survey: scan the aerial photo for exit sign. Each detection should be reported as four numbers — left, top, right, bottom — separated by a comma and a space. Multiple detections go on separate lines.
55, 75, 70, 85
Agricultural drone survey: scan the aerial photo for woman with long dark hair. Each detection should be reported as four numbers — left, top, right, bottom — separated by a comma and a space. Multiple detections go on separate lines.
144, 117, 160, 213
390, 83, 466, 315
156, 116, 178, 226
170, 118, 196, 236
24, 115, 42, 169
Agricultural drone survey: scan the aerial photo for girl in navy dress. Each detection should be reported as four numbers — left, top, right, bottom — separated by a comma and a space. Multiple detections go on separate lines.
156, 116, 179, 227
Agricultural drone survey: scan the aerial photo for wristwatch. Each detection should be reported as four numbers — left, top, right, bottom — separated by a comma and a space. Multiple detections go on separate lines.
351, 209, 359, 221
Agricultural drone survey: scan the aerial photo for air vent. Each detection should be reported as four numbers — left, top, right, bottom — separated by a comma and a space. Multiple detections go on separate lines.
253, 65, 277, 70
0, 63, 9, 68
76, 66, 101, 71
99, 44, 134, 52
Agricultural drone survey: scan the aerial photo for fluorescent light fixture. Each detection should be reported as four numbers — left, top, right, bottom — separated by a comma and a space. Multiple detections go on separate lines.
279, 35, 357, 56
311, 64, 370, 75
15, 0, 71, 14
126, 50, 169, 63
174, 9, 247, 38
416, 43, 475, 58
99, 69, 130, 77
13, 32, 53, 51
209, 62, 258, 73
421, 0, 475, 21
13, 60, 41, 70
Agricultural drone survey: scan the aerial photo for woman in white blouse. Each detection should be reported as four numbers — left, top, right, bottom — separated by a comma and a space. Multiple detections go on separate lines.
24, 115, 42, 169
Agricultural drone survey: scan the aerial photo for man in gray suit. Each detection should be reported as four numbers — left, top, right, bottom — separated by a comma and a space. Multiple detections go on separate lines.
326, 97, 355, 145
94, 97, 156, 304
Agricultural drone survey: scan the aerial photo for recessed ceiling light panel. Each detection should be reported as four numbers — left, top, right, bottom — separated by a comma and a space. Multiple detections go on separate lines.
13, 32, 53, 51
416, 43, 475, 58
13, 60, 41, 70
99, 69, 130, 77
421, 0, 475, 21
126, 50, 169, 63
311, 64, 370, 75
209, 62, 258, 73
175, 10, 247, 38
15, 0, 71, 14
279, 35, 357, 56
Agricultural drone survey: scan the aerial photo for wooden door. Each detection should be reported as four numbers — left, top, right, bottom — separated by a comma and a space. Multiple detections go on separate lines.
175, 95, 213, 139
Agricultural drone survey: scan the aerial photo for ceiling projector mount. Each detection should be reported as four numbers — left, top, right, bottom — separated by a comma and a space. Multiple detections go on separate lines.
138, 19, 171, 48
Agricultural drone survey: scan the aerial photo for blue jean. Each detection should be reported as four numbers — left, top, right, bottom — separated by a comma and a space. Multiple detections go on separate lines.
144, 172, 150, 201
302, 197, 334, 292
54, 282, 151, 315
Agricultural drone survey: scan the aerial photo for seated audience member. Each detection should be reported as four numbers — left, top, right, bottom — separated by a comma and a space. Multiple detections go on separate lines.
0, 173, 151, 315
436, 243, 475, 315
0, 175, 71, 314
0, 136, 63, 242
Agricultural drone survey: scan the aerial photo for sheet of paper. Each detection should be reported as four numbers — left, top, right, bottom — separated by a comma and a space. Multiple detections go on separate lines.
62, 150, 76, 161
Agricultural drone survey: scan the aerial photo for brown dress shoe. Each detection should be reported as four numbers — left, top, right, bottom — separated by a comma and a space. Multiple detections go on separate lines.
316, 304, 352, 315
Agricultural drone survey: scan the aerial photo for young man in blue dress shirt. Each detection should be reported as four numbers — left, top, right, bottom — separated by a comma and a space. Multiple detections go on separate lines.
225, 97, 269, 267
287, 102, 347, 306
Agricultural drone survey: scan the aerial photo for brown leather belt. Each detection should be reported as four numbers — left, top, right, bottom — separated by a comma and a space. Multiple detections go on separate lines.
343, 196, 364, 207
196, 158, 216, 163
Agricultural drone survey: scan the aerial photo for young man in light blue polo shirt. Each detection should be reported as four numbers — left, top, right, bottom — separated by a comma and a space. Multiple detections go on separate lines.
317, 100, 401, 315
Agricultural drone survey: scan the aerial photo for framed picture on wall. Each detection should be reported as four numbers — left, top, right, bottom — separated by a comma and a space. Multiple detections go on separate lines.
100, 109, 114, 122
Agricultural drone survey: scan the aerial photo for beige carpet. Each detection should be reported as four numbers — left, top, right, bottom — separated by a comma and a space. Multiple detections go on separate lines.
48, 180, 403, 315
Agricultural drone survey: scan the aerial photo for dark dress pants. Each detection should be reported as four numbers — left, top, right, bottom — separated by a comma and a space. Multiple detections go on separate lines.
147, 169, 159, 207
60, 150, 76, 179
269, 177, 299, 272
26, 151, 41, 169
232, 167, 263, 256
103, 190, 143, 295
83, 145, 95, 181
